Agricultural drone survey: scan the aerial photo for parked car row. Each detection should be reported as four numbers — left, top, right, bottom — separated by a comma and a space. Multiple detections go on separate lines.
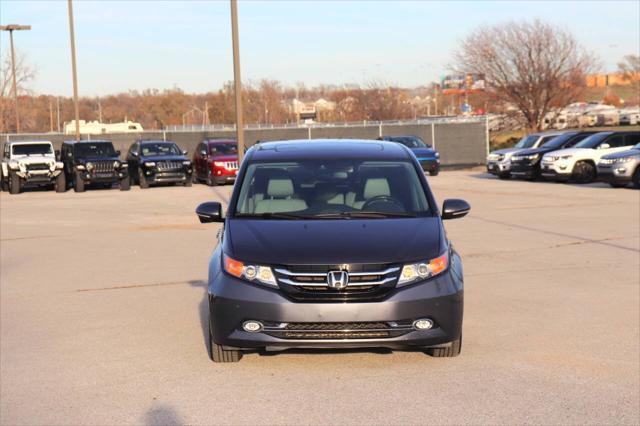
0, 138, 241, 194
487, 131, 640, 188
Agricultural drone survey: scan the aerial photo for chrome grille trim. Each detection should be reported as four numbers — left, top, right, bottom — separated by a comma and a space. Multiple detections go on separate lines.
274, 267, 399, 277
93, 160, 115, 173
157, 160, 182, 171
279, 276, 396, 287
224, 161, 238, 170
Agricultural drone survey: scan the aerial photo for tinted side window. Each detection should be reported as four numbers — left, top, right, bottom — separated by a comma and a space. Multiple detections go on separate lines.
624, 133, 640, 146
604, 136, 624, 148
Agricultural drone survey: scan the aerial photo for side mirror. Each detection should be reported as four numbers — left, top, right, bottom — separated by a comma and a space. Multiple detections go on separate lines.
196, 202, 224, 223
599, 143, 610, 150
131, 151, 138, 157
55, 150, 60, 160
200, 149, 207, 156
182, 149, 188, 155
116, 150, 121, 156
442, 199, 470, 220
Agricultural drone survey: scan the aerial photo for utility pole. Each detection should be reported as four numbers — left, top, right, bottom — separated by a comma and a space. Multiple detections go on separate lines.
230, 0, 244, 161
67, 0, 80, 142
97, 97, 102, 122
56, 97, 61, 132
1, 24, 32, 133
49, 98, 54, 132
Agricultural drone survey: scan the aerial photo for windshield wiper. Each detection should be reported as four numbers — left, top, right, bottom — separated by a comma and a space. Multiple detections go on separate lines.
235, 212, 311, 220
312, 211, 419, 219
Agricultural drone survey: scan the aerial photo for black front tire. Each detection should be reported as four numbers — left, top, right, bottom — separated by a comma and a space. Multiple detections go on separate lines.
429, 169, 439, 176
9, 171, 21, 194
119, 176, 130, 191
55, 173, 66, 193
426, 336, 462, 358
184, 175, 192, 187
209, 323, 242, 363
1, 175, 8, 192
206, 169, 217, 186
74, 171, 85, 192
632, 167, 640, 189
497, 172, 510, 180
572, 161, 596, 184
138, 169, 149, 189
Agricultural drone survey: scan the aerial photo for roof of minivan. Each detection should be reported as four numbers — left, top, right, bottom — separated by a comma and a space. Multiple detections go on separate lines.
205, 139, 236, 144
6, 140, 53, 145
63, 140, 112, 144
248, 139, 411, 161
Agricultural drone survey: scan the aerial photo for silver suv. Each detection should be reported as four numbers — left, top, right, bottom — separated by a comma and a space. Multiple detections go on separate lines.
597, 143, 640, 188
1, 141, 65, 194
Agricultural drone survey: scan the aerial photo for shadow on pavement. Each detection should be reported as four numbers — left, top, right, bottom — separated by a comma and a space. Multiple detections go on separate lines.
144, 404, 184, 426
189, 279, 209, 359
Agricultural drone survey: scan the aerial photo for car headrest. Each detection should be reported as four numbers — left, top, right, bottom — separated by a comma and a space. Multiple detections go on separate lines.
363, 178, 390, 199
267, 178, 295, 198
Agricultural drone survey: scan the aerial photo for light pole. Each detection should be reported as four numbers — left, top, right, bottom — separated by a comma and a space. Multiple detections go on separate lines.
67, 0, 80, 142
0, 24, 31, 133
230, 0, 244, 161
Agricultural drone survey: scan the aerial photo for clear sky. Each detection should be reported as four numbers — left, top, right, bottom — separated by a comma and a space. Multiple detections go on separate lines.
1, 0, 638, 96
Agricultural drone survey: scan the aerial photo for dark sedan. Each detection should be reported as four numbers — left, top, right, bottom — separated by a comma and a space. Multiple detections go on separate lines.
378, 135, 440, 176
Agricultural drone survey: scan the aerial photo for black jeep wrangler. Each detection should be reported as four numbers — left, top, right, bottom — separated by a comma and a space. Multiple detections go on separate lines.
61, 140, 130, 192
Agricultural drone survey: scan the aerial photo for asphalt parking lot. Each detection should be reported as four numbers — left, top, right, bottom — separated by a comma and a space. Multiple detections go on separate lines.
1, 171, 638, 425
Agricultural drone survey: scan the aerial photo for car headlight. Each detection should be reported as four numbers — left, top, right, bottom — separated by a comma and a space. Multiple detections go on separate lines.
114, 161, 121, 168
86, 162, 94, 171
182, 160, 191, 166
223, 255, 277, 287
213, 161, 225, 167
8, 161, 20, 170
435, 152, 440, 158
616, 157, 634, 163
145, 162, 156, 167
76, 164, 86, 170
397, 252, 448, 287
560, 155, 572, 160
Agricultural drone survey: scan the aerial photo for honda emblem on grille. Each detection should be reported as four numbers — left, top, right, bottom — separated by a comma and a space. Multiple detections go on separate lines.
327, 270, 349, 290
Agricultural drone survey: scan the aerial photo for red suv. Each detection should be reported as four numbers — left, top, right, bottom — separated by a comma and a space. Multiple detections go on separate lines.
193, 139, 239, 186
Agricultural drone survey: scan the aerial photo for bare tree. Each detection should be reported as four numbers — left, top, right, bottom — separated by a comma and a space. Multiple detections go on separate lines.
453, 20, 597, 131
617, 54, 640, 83
0, 52, 36, 132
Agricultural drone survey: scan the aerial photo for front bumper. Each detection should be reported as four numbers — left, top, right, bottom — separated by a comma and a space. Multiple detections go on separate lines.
597, 164, 635, 183
16, 169, 61, 185
417, 158, 440, 173
509, 162, 539, 179
540, 162, 571, 181
209, 269, 463, 351
486, 160, 510, 175
79, 170, 128, 183
144, 168, 192, 184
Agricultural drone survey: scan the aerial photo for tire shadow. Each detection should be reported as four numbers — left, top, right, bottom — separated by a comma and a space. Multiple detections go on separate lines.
188, 279, 210, 359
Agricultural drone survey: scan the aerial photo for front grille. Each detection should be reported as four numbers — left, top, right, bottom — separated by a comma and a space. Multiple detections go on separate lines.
262, 321, 413, 339
157, 160, 182, 171
27, 163, 50, 171
224, 161, 238, 170
92, 160, 115, 173
274, 263, 400, 302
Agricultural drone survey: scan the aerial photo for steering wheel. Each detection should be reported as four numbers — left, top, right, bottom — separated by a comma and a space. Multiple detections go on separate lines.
361, 195, 404, 211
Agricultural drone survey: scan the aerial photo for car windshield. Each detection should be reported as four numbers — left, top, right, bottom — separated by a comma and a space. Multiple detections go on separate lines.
515, 135, 539, 148
74, 143, 116, 158
12, 143, 53, 156
234, 160, 431, 219
541, 133, 576, 149
574, 133, 612, 149
387, 137, 427, 148
209, 143, 238, 155
141, 142, 181, 156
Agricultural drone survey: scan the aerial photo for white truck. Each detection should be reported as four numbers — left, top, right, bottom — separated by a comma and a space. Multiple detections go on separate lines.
1, 140, 65, 194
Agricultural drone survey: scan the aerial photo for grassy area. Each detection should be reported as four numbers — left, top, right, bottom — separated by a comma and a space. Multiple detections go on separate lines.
490, 125, 640, 150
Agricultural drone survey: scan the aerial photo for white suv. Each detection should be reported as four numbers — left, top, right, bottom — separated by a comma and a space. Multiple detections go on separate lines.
1, 141, 65, 194
540, 132, 640, 183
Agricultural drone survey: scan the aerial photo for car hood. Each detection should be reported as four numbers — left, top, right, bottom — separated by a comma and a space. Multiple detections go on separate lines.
140, 155, 188, 162
79, 156, 119, 162
491, 148, 521, 156
543, 147, 592, 158
227, 217, 443, 265
211, 154, 238, 162
601, 148, 640, 160
12, 155, 56, 164
513, 147, 552, 156
410, 148, 437, 157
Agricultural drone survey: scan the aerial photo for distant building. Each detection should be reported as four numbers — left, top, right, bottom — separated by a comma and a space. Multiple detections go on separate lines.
586, 72, 639, 87
290, 98, 337, 122
64, 120, 144, 135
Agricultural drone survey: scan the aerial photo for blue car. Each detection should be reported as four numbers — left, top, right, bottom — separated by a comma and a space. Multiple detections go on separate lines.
378, 135, 440, 176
